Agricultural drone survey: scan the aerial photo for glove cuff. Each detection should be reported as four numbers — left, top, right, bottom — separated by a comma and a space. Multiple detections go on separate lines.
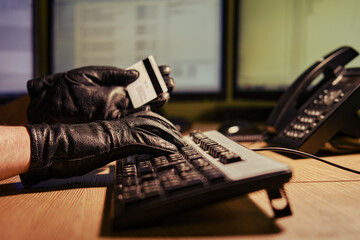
20, 124, 51, 187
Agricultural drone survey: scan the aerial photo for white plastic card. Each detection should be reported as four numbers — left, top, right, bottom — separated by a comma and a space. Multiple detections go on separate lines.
126, 56, 168, 108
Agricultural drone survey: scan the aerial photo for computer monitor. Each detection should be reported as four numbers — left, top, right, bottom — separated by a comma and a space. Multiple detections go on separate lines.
234, 0, 360, 101
0, 0, 35, 103
50, 0, 226, 100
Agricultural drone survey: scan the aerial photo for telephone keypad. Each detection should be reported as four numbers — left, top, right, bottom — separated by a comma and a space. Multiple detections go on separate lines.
287, 106, 325, 139
287, 88, 348, 138
303, 109, 323, 117
291, 123, 309, 131
298, 116, 316, 124
286, 94, 334, 139
284, 130, 305, 139
281, 80, 355, 142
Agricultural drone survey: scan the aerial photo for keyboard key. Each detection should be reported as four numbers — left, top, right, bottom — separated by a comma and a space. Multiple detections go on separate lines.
209, 145, 228, 158
153, 156, 172, 171
168, 153, 184, 161
180, 145, 194, 152
122, 165, 137, 177
180, 171, 204, 187
142, 180, 162, 199
196, 164, 225, 182
122, 176, 138, 186
186, 153, 203, 162
175, 162, 193, 172
182, 149, 199, 157
200, 138, 218, 151
158, 169, 185, 192
190, 131, 207, 144
181, 147, 203, 162
140, 172, 157, 181
122, 185, 143, 204
202, 169, 225, 182
138, 161, 153, 175
168, 157, 187, 164
219, 152, 242, 164
123, 156, 136, 165
192, 158, 210, 169
162, 181, 185, 192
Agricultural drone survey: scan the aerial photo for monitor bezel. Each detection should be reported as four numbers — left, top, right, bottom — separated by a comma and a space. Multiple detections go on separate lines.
48, 0, 228, 101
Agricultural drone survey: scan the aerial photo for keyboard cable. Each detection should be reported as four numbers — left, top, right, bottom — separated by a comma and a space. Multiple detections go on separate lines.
251, 146, 360, 175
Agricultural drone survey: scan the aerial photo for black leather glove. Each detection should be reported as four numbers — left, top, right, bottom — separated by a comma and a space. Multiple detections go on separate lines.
27, 65, 175, 124
21, 111, 184, 187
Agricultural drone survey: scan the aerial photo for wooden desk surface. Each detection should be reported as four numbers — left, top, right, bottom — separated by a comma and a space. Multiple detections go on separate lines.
1, 123, 360, 240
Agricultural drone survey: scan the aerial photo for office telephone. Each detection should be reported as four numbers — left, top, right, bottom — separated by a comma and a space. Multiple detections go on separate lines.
266, 46, 360, 154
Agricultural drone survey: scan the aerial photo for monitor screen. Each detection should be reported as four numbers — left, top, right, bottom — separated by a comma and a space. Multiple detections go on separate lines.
234, 0, 360, 100
51, 0, 225, 99
0, 0, 34, 98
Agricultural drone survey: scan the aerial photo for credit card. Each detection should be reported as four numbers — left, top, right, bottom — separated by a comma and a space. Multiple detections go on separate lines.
126, 56, 168, 108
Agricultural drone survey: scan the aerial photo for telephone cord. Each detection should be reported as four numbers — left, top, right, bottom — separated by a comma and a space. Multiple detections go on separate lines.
251, 147, 360, 175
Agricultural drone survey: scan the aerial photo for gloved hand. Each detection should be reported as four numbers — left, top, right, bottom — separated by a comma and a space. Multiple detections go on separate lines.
21, 110, 185, 187
26, 65, 175, 124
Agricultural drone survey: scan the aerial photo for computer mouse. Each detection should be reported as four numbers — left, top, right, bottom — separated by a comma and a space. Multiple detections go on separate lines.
218, 119, 259, 136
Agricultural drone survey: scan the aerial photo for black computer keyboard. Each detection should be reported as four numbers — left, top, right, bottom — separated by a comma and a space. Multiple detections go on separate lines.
113, 130, 292, 229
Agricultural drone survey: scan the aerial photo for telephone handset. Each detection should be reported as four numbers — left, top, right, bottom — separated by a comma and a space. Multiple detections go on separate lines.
266, 46, 360, 154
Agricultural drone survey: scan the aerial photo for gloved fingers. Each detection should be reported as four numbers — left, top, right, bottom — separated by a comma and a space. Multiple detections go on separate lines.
148, 92, 170, 109
96, 67, 139, 86
163, 76, 174, 94
129, 110, 180, 135
27, 73, 63, 96
67, 66, 139, 86
135, 122, 186, 150
131, 116, 185, 150
159, 65, 174, 95
133, 130, 180, 153
158, 65, 171, 76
